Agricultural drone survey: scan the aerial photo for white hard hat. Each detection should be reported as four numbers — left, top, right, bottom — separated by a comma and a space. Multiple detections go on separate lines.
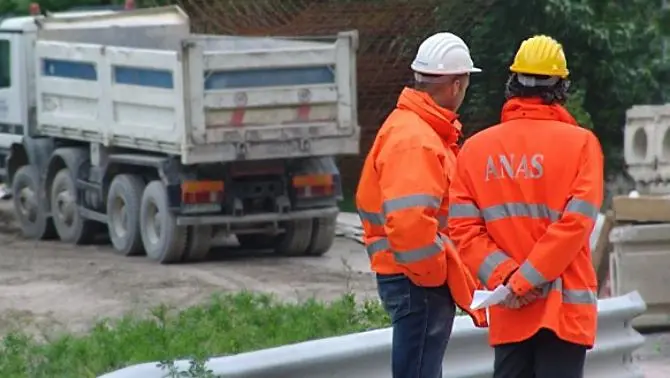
411, 32, 482, 76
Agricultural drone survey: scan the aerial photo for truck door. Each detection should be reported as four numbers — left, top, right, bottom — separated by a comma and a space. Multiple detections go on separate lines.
0, 32, 25, 147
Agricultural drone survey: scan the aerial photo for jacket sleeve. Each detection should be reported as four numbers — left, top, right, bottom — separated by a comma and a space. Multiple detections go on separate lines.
448, 148, 519, 290
378, 144, 448, 287
508, 132, 604, 296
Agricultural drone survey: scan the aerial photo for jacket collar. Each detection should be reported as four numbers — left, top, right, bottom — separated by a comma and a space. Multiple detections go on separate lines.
501, 97, 579, 126
396, 87, 462, 146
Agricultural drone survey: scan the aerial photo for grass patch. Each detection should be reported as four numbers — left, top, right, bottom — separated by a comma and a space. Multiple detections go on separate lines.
0, 292, 389, 378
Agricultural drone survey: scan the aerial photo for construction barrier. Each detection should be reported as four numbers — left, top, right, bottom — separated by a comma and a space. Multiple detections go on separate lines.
99, 291, 647, 378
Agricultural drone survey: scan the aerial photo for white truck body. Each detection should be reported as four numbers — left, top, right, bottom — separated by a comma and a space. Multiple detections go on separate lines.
25, 6, 359, 164
0, 6, 352, 261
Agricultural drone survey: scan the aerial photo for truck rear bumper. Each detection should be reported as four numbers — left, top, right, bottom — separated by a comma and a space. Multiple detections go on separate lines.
182, 136, 360, 164
175, 206, 339, 226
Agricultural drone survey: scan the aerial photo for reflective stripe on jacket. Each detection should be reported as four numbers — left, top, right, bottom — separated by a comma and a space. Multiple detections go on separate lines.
356, 87, 487, 327
448, 97, 603, 347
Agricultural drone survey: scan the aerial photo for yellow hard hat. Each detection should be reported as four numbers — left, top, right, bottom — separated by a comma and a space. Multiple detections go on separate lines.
509, 35, 569, 78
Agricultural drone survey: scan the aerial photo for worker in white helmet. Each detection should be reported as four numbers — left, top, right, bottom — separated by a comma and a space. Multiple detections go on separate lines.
356, 32, 486, 378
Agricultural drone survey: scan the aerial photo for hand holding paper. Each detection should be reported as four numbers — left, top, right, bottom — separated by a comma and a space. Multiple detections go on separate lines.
470, 285, 511, 310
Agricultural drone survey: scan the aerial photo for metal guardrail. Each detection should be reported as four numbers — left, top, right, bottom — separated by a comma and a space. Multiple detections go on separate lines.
99, 291, 647, 378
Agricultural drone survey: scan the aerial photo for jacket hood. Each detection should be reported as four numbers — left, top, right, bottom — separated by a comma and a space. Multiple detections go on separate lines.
501, 97, 579, 126
396, 87, 462, 146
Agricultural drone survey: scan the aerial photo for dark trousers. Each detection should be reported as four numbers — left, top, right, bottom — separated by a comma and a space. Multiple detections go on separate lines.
376, 273, 456, 378
494, 328, 587, 378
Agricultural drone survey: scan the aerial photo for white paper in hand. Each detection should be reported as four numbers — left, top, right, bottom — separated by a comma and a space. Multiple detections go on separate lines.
470, 285, 511, 310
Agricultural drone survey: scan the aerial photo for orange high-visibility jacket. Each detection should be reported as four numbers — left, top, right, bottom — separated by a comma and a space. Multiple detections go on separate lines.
448, 97, 603, 347
356, 88, 487, 327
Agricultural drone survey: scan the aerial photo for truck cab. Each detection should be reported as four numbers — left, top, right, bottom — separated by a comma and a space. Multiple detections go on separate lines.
0, 15, 34, 176
0, 6, 117, 180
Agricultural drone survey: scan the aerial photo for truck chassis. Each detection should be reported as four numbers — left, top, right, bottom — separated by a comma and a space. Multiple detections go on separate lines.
7, 137, 341, 263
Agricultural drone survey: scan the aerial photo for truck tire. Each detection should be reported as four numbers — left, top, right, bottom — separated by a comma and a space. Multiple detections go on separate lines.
50, 168, 97, 244
107, 174, 145, 256
305, 215, 337, 256
11, 165, 56, 240
182, 226, 213, 262
275, 219, 313, 256
140, 180, 187, 264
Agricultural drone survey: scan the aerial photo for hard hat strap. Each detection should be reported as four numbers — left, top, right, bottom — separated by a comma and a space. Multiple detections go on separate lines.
517, 74, 559, 87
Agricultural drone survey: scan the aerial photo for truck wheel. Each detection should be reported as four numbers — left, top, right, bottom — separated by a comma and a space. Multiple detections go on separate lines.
305, 215, 337, 256
107, 174, 145, 256
140, 180, 187, 264
50, 168, 96, 244
11, 166, 56, 240
182, 226, 213, 262
275, 219, 313, 256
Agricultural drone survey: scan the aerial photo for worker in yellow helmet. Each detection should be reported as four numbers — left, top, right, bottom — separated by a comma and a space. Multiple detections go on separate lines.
449, 35, 603, 378
506, 35, 571, 102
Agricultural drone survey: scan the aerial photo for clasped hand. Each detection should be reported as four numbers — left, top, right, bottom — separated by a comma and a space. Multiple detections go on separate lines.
500, 284, 543, 309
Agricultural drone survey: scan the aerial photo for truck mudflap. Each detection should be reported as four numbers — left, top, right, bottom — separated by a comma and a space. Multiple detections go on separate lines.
175, 206, 339, 226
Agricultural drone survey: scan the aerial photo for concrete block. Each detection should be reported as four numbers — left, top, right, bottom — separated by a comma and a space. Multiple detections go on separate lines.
610, 224, 670, 328
625, 105, 655, 165
624, 104, 670, 184
647, 183, 670, 195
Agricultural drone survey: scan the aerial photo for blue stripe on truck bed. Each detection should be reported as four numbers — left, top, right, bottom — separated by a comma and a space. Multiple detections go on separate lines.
42, 59, 97, 81
113, 66, 174, 89
40, 59, 175, 89
41, 61, 334, 90
204, 66, 335, 90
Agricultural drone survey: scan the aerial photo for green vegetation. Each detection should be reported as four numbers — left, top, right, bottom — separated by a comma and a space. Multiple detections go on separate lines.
0, 292, 389, 378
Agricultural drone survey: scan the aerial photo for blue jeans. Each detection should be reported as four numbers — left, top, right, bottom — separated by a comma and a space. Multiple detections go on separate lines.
377, 273, 456, 378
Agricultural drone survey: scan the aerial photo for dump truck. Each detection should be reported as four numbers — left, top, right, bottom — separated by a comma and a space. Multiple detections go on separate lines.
0, 4, 359, 263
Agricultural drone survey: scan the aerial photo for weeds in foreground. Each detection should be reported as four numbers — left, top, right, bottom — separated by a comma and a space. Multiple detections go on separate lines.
0, 292, 389, 378
159, 358, 215, 378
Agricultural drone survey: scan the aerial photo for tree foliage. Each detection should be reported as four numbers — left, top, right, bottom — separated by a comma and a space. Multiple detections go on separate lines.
458, 0, 670, 175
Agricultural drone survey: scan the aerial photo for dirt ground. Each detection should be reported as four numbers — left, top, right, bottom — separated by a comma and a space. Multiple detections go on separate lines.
0, 200, 668, 376
0, 201, 377, 336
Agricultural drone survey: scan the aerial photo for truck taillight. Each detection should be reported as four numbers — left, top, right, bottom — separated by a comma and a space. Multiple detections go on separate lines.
181, 180, 224, 205
292, 174, 334, 198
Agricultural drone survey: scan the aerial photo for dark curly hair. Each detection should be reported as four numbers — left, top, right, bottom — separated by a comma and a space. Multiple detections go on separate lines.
505, 73, 570, 105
